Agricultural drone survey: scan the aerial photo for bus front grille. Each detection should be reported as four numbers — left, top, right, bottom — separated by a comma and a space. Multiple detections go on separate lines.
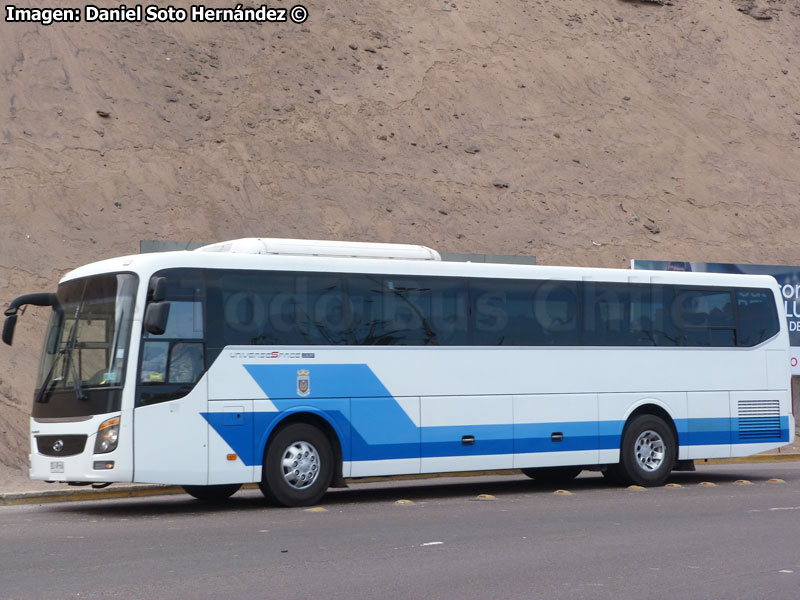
36, 434, 88, 457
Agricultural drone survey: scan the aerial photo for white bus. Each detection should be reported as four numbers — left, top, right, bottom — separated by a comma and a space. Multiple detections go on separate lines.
3, 238, 795, 506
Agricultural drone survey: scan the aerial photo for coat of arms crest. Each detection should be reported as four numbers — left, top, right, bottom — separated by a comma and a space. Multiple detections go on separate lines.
297, 369, 310, 397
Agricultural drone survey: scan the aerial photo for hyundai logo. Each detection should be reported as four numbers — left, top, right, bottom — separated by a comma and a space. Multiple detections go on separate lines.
52, 439, 64, 453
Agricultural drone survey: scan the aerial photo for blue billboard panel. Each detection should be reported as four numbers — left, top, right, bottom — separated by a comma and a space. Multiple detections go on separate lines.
632, 260, 800, 375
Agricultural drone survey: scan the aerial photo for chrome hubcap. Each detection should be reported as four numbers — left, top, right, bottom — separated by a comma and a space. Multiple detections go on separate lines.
281, 441, 320, 490
634, 429, 665, 472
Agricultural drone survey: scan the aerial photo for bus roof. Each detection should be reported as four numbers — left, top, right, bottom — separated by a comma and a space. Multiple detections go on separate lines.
58, 239, 780, 291
194, 238, 442, 261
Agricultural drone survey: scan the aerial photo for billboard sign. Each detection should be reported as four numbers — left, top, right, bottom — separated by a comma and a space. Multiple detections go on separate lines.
632, 260, 800, 375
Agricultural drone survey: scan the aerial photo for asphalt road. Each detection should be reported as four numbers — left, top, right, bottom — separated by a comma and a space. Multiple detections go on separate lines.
1, 462, 799, 600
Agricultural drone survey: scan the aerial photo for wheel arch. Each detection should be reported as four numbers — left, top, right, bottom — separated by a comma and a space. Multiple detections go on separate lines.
621, 402, 680, 450
261, 410, 346, 487
605, 401, 681, 486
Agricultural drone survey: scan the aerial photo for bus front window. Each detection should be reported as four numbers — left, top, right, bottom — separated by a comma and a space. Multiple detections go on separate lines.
33, 273, 138, 419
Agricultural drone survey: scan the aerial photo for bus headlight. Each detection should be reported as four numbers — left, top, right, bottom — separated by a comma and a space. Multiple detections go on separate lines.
94, 417, 120, 454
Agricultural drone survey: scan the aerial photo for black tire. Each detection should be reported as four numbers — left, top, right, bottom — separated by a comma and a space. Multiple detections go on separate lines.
259, 423, 333, 507
521, 466, 583, 483
615, 414, 676, 487
183, 483, 241, 501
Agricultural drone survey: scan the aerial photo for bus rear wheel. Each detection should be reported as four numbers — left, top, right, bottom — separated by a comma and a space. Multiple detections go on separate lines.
614, 414, 676, 487
183, 483, 242, 501
521, 466, 583, 483
259, 423, 333, 507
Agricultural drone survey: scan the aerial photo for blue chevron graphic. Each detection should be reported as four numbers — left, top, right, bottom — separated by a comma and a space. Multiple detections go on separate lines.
201, 364, 790, 467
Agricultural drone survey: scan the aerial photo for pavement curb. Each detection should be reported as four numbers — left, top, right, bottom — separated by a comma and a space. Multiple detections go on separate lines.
3, 455, 799, 505
0, 485, 185, 506
703, 453, 800, 464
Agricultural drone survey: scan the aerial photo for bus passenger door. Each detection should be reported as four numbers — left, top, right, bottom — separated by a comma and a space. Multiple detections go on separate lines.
133, 376, 209, 485
134, 274, 210, 485
421, 395, 513, 473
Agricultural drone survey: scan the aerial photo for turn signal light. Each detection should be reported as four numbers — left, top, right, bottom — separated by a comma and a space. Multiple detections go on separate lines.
226, 453, 237, 461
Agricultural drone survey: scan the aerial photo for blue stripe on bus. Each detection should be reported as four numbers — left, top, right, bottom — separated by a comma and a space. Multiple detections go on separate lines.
202, 411, 789, 467
677, 417, 731, 446
423, 424, 513, 457
201, 364, 790, 466
676, 417, 790, 446
514, 421, 613, 453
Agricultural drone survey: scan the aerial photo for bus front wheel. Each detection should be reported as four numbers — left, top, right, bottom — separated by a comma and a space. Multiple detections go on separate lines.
259, 423, 333, 507
612, 414, 676, 487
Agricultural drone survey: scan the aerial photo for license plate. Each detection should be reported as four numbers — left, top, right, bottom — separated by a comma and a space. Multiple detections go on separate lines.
50, 461, 65, 473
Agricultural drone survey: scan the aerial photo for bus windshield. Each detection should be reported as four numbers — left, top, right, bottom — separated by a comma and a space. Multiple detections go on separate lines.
33, 273, 138, 419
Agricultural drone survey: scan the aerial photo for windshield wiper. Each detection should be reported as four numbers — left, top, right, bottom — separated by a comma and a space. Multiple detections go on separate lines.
65, 335, 86, 400
48, 309, 86, 402
61, 313, 86, 401
35, 355, 63, 404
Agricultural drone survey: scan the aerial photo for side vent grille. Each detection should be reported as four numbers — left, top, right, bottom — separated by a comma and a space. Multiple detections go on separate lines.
738, 399, 781, 440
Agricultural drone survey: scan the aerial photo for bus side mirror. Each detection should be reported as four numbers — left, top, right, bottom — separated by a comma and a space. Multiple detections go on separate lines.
150, 277, 168, 303
143, 302, 170, 335
2, 293, 58, 346
2, 314, 17, 346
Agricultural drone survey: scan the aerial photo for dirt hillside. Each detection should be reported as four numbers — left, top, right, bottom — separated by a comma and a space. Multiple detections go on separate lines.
2, 0, 800, 482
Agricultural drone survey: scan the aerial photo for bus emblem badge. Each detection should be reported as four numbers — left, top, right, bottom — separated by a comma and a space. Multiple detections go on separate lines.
297, 369, 310, 397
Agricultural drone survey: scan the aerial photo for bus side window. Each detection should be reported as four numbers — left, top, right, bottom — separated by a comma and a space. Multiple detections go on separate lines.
139, 269, 206, 395
676, 289, 735, 347
346, 276, 382, 345
583, 282, 633, 346
219, 271, 299, 345
140, 341, 169, 383
533, 281, 578, 345
346, 275, 468, 346
298, 274, 349, 345
471, 279, 540, 346
143, 301, 204, 340
628, 285, 656, 346
379, 277, 433, 345
427, 279, 468, 345
736, 289, 779, 346
650, 285, 679, 346
168, 342, 204, 384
